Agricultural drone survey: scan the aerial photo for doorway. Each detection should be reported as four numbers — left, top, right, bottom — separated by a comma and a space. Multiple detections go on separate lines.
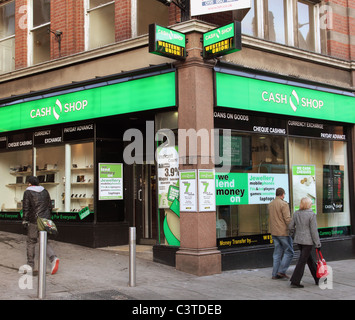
133, 163, 157, 244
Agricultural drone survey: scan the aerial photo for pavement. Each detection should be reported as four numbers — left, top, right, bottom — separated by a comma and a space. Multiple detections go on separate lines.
1, 230, 355, 303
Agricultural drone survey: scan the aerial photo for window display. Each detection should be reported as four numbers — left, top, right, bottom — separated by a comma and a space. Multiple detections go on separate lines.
289, 137, 350, 233
0, 142, 94, 221
215, 112, 351, 247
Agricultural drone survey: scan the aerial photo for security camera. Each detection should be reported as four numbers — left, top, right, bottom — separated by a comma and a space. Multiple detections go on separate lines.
156, 0, 172, 6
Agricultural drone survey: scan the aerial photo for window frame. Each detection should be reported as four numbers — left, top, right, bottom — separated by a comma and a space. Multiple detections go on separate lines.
84, 0, 115, 51
0, 0, 15, 74
244, 0, 321, 53
27, 0, 51, 66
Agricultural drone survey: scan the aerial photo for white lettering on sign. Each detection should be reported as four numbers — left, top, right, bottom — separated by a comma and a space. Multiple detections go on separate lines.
30, 100, 88, 121
261, 90, 324, 113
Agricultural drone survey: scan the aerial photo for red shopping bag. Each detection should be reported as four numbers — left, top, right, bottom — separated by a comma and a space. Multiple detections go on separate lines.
316, 249, 329, 278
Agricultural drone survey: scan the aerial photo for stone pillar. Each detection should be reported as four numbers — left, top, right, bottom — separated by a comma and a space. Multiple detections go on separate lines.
175, 31, 221, 276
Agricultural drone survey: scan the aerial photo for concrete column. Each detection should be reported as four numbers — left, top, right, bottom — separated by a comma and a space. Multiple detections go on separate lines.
175, 31, 221, 276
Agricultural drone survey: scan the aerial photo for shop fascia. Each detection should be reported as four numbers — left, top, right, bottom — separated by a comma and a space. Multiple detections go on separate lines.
0, 71, 176, 133
216, 72, 355, 124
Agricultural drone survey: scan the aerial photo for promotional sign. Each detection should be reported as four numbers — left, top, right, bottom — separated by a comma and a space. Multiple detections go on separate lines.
98, 163, 123, 200
198, 169, 216, 212
203, 21, 241, 59
179, 170, 197, 212
191, 0, 251, 16
157, 146, 179, 208
292, 165, 316, 213
149, 24, 186, 60
0, 72, 176, 133
322, 165, 344, 213
216, 72, 355, 124
216, 172, 289, 205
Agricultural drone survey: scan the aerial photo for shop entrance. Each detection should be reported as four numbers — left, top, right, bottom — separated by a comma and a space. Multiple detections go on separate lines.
133, 163, 157, 244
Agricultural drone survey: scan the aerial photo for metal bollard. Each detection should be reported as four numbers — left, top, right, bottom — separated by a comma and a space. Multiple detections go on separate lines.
38, 231, 47, 299
129, 227, 136, 287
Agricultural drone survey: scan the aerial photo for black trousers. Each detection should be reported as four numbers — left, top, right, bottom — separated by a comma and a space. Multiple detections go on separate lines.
290, 244, 318, 285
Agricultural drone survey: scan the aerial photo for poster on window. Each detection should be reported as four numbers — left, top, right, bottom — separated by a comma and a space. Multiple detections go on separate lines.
198, 169, 216, 212
98, 163, 123, 200
180, 170, 197, 212
322, 165, 344, 213
191, 0, 251, 16
292, 165, 316, 213
157, 146, 179, 208
215, 172, 289, 205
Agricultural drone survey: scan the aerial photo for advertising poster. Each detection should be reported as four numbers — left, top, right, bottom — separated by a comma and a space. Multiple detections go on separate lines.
157, 146, 179, 208
323, 165, 344, 213
216, 172, 289, 205
98, 163, 123, 200
179, 170, 197, 212
292, 165, 316, 213
198, 169, 216, 212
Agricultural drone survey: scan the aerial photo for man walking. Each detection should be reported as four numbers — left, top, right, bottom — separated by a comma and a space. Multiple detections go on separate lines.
268, 187, 293, 279
22, 176, 59, 275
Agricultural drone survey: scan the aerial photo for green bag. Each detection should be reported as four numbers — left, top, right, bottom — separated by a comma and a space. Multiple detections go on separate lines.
37, 217, 58, 235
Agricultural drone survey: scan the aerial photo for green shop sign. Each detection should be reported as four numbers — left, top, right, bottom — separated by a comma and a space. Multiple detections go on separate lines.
0, 72, 176, 133
203, 22, 242, 59
216, 72, 355, 123
149, 24, 186, 60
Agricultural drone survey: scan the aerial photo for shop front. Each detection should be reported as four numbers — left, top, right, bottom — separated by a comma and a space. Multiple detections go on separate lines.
213, 65, 355, 270
0, 65, 177, 248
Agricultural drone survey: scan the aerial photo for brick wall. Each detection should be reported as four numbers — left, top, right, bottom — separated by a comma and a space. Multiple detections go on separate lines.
15, 0, 28, 69
50, 0, 85, 58
9, 0, 355, 72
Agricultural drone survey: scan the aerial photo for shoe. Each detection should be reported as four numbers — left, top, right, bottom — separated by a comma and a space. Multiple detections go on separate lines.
290, 283, 304, 288
51, 257, 59, 275
272, 275, 282, 279
277, 272, 290, 279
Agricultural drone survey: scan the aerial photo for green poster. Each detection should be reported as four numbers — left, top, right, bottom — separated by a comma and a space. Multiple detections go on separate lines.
292, 165, 317, 213
215, 172, 248, 205
98, 163, 123, 200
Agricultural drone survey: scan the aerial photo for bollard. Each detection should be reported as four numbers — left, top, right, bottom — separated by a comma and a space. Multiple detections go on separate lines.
38, 231, 47, 299
129, 227, 136, 287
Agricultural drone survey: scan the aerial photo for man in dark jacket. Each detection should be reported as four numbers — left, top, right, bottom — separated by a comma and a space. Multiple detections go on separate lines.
22, 176, 59, 275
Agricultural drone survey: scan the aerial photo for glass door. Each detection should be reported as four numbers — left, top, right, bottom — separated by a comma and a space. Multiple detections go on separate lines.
134, 163, 157, 244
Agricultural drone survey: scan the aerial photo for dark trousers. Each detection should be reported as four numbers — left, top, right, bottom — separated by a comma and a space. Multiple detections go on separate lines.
27, 223, 56, 269
290, 244, 318, 285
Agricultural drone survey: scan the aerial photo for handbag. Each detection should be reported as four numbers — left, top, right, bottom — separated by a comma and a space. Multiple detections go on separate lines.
37, 216, 58, 235
316, 249, 328, 278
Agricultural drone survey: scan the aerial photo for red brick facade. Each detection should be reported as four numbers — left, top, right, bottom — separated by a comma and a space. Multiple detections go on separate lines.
6, 0, 355, 71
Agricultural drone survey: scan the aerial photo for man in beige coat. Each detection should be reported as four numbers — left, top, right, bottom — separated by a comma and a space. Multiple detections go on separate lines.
268, 187, 294, 279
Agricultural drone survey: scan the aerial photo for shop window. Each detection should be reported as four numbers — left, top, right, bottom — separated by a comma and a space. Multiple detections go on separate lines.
69, 143, 94, 214
1, 149, 33, 213
289, 137, 350, 234
0, 142, 94, 222
135, 0, 169, 37
35, 146, 65, 212
216, 132, 288, 240
86, 0, 115, 50
29, 0, 51, 65
0, 1, 15, 74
